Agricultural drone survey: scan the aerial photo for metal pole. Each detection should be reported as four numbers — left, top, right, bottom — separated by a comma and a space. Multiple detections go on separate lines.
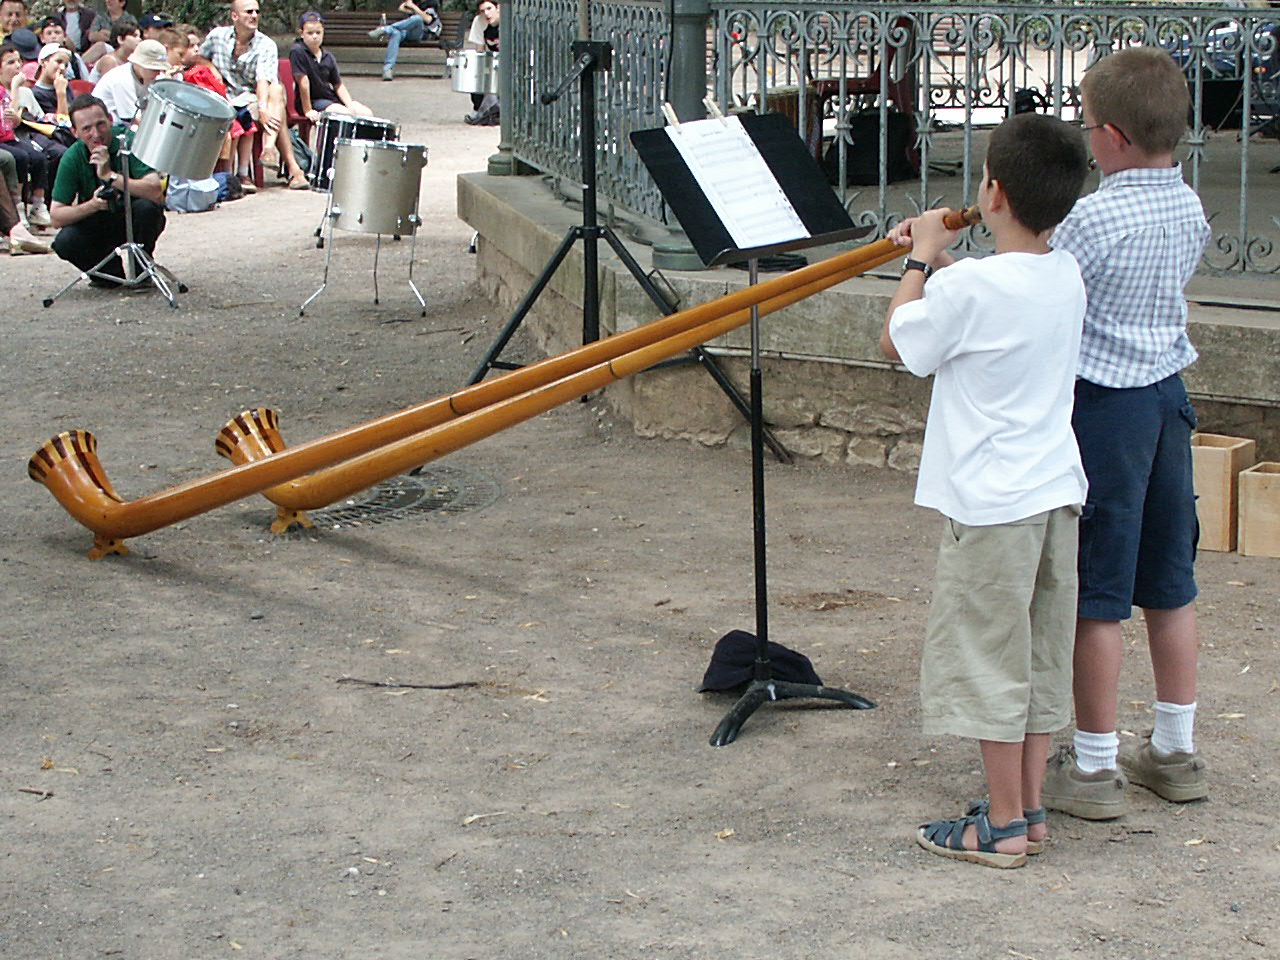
669, 0, 711, 121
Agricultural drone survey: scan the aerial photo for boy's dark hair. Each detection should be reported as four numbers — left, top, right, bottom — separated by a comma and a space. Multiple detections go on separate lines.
110, 20, 138, 45
68, 92, 109, 126
0, 41, 17, 61
985, 113, 1089, 234
1081, 46, 1189, 156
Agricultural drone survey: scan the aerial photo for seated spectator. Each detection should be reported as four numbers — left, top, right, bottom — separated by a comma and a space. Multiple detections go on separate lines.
104, 0, 137, 33
201, 0, 308, 190
462, 0, 498, 125
137, 12, 172, 41
367, 0, 441, 82
92, 36, 166, 123
49, 92, 166, 285
10, 42, 71, 186
0, 41, 52, 225
34, 15, 90, 80
290, 12, 371, 122
0, 146, 50, 252
88, 20, 139, 82
0, 0, 27, 42
31, 42, 71, 116
54, 0, 108, 56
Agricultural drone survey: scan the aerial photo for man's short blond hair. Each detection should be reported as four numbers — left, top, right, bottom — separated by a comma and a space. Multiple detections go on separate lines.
1081, 46, 1189, 155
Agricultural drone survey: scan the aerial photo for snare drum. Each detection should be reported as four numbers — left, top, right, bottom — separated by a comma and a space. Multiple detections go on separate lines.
446, 50, 499, 95
131, 79, 235, 180
330, 139, 428, 236
311, 114, 400, 192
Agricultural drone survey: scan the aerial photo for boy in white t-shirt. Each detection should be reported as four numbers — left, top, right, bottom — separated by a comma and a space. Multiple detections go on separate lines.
881, 113, 1091, 869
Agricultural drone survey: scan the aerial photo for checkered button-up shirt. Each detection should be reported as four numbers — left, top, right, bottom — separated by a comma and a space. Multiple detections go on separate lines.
1051, 165, 1209, 388
201, 26, 278, 100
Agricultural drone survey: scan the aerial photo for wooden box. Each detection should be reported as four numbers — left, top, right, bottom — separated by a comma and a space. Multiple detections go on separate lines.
1239, 462, 1280, 558
1191, 434, 1256, 552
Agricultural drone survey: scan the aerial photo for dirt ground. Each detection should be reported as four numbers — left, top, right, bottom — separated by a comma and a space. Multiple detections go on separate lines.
3, 77, 1279, 960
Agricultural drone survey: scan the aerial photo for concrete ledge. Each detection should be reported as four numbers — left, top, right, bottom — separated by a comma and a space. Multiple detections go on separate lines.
458, 171, 1280, 462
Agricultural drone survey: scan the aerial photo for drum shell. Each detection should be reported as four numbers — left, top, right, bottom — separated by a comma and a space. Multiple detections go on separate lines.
446, 50, 499, 94
330, 139, 427, 235
131, 79, 235, 180
311, 114, 399, 192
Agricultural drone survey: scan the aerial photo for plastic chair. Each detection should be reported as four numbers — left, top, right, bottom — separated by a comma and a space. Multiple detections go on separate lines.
278, 58, 314, 145
69, 79, 94, 98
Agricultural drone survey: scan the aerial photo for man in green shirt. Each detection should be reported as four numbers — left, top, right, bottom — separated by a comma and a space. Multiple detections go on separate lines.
50, 92, 165, 285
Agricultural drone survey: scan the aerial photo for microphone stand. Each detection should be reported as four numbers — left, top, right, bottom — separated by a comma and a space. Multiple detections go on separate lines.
43, 132, 187, 309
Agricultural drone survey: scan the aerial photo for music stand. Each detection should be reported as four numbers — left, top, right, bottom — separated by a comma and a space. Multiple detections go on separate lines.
632, 111, 877, 745
42, 133, 188, 310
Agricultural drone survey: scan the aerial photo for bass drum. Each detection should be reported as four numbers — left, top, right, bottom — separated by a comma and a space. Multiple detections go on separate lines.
330, 139, 428, 236
446, 50, 499, 95
131, 79, 235, 180
311, 114, 400, 192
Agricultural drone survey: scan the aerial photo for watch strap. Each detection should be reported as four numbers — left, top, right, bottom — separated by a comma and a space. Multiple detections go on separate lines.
903, 257, 932, 277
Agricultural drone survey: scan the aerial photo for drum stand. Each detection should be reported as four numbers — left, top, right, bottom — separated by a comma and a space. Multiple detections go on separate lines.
301, 211, 425, 317
43, 136, 187, 309
465, 42, 782, 460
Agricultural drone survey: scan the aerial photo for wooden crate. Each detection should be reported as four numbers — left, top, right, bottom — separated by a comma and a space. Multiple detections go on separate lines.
1239, 462, 1280, 558
1191, 433, 1256, 552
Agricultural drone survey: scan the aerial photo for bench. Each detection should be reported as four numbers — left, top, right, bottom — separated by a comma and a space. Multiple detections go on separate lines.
321, 9, 466, 77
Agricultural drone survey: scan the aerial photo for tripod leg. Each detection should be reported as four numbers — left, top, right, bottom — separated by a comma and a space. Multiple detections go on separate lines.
602, 227, 677, 314
468, 226, 582, 384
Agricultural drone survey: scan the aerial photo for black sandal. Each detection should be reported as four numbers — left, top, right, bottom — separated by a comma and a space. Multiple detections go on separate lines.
916, 811, 1028, 869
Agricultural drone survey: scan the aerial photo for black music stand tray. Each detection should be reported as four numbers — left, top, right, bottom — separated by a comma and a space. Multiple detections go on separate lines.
632, 111, 876, 745
465, 42, 787, 459
42, 134, 187, 309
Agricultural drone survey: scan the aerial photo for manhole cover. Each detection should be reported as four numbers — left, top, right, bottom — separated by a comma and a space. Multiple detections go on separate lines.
271, 463, 501, 539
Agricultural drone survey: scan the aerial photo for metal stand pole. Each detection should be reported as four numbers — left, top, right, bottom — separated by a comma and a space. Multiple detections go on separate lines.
708, 259, 875, 747
43, 134, 187, 309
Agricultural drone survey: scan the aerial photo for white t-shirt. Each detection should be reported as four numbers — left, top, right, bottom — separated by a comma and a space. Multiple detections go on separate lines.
92, 61, 143, 123
889, 249, 1088, 526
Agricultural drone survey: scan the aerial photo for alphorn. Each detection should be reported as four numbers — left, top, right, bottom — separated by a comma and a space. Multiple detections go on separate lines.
219, 206, 983, 531
30, 207, 980, 557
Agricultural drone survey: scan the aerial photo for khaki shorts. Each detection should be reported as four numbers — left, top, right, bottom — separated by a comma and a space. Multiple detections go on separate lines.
920, 505, 1080, 743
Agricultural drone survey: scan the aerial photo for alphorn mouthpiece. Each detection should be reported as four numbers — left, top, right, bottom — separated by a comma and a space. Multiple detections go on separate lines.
941, 205, 982, 230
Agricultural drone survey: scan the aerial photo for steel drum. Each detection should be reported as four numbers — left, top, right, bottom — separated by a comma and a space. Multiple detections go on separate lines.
311, 114, 399, 192
330, 139, 427, 236
446, 50, 499, 95
131, 79, 235, 180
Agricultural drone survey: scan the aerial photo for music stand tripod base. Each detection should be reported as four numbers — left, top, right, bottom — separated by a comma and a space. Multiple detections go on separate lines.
709, 679, 875, 747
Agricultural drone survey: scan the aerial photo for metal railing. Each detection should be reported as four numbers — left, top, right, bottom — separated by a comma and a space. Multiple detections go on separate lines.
506, 0, 670, 222
505, 2, 1280, 273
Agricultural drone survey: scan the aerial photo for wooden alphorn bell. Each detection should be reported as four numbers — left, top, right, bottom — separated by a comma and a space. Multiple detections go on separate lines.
30, 207, 981, 557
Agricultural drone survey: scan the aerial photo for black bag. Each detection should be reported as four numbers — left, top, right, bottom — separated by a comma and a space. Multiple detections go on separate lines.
1014, 87, 1048, 114
823, 110, 919, 186
289, 127, 314, 177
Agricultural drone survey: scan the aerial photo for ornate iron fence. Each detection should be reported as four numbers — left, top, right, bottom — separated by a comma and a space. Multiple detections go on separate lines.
507, 0, 670, 222
506, 2, 1280, 273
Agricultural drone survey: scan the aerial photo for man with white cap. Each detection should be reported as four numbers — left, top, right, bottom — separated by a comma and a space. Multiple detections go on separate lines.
91, 35, 166, 123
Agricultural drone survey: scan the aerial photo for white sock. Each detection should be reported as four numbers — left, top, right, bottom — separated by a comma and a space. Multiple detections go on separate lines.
236, 164, 249, 178
1151, 701, 1196, 755
1074, 730, 1119, 773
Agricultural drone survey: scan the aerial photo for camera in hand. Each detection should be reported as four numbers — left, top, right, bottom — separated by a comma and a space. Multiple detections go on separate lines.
96, 182, 123, 214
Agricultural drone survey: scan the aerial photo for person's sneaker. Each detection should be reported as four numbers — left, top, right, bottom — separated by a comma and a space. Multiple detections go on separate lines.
367, 26, 385, 40
382, 67, 393, 81
26, 201, 52, 227
1119, 738, 1208, 803
1041, 744, 1128, 820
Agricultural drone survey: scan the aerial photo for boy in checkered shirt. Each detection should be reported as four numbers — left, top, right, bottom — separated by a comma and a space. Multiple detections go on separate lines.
1041, 46, 1212, 820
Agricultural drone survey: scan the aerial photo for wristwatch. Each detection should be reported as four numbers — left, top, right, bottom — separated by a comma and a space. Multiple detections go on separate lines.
902, 257, 933, 278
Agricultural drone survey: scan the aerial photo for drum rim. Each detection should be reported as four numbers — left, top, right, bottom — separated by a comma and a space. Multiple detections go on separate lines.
333, 138, 426, 153
145, 78, 236, 120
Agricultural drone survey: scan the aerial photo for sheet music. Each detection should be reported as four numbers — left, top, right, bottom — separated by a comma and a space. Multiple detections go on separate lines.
664, 115, 809, 250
